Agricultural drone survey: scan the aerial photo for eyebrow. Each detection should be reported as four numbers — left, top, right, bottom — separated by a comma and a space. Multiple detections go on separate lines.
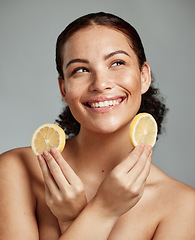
65, 50, 130, 69
105, 50, 131, 60
66, 58, 89, 69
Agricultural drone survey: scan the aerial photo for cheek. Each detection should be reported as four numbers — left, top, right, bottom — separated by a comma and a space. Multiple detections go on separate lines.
117, 70, 142, 95
64, 81, 80, 103
118, 71, 142, 114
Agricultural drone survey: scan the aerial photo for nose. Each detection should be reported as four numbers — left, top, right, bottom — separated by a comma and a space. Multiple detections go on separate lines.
89, 70, 114, 93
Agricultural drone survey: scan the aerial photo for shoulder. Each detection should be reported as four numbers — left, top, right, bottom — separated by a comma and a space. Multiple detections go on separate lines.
167, 178, 195, 216
150, 165, 195, 239
0, 147, 42, 184
164, 177, 195, 215
0, 146, 43, 211
0, 146, 38, 165
0, 148, 41, 238
150, 164, 195, 208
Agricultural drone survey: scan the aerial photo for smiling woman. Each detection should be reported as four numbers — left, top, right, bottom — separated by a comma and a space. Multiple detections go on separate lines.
57, 24, 151, 134
55, 13, 167, 138
0, 12, 195, 240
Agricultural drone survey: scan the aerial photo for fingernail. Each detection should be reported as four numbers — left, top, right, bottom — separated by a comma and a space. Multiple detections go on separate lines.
50, 148, 56, 154
140, 143, 146, 148
43, 151, 48, 157
147, 145, 152, 151
37, 154, 44, 164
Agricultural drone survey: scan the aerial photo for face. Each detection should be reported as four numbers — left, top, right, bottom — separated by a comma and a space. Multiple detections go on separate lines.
59, 26, 151, 134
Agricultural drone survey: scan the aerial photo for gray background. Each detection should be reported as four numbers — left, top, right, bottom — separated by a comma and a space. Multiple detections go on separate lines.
0, 0, 194, 188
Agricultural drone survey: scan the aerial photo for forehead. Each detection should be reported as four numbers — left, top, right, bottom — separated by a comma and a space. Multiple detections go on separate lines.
67, 25, 131, 42
63, 25, 134, 58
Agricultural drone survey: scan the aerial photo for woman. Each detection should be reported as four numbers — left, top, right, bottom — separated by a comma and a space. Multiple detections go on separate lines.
0, 12, 195, 240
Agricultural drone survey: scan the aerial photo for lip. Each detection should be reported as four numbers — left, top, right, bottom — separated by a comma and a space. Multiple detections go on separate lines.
84, 96, 125, 104
83, 96, 126, 113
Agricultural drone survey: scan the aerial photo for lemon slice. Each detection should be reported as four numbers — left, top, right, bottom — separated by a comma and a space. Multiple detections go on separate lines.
31, 123, 66, 156
129, 113, 158, 147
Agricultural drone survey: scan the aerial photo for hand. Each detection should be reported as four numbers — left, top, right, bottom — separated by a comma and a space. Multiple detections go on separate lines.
93, 144, 152, 218
37, 148, 87, 224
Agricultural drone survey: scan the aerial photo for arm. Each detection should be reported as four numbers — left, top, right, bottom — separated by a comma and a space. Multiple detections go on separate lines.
39, 144, 152, 239
0, 152, 38, 240
59, 198, 118, 240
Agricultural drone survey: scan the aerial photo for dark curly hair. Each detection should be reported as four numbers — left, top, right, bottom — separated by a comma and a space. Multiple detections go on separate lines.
55, 12, 168, 138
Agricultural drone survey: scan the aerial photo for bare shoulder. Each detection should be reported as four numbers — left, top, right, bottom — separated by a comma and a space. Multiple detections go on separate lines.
150, 164, 195, 239
151, 164, 195, 204
0, 146, 36, 161
0, 146, 42, 201
0, 147, 41, 239
0, 146, 41, 177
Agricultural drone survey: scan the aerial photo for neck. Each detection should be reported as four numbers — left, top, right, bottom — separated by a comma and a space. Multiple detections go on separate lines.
72, 124, 133, 174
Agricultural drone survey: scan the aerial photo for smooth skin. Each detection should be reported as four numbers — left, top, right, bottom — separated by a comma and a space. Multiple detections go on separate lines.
0, 26, 195, 240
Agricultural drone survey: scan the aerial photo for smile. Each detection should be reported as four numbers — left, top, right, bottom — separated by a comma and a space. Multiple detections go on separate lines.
91, 100, 120, 108
84, 97, 125, 109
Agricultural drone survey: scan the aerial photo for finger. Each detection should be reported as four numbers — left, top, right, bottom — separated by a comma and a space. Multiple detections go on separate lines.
37, 154, 60, 195
135, 150, 152, 188
50, 148, 82, 186
42, 151, 70, 190
127, 145, 152, 182
44, 182, 52, 197
114, 143, 145, 174
129, 152, 152, 198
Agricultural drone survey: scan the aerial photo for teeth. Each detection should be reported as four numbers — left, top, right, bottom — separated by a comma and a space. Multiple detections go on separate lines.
90, 100, 120, 108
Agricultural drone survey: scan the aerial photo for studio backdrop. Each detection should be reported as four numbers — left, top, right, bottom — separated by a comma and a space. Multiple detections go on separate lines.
0, 0, 195, 188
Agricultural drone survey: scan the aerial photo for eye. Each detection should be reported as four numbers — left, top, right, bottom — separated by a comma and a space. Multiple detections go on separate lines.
111, 60, 125, 67
72, 67, 89, 75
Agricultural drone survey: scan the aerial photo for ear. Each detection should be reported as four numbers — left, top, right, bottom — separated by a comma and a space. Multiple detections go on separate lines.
140, 62, 151, 94
58, 75, 66, 102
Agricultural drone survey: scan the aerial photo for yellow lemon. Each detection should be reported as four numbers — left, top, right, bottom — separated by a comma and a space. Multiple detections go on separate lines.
129, 113, 158, 147
31, 123, 66, 156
